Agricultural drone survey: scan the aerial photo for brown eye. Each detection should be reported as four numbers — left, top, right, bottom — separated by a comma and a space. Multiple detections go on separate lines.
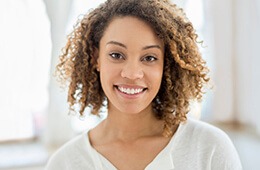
109, 52, 124, 60
142, 55, 157, 62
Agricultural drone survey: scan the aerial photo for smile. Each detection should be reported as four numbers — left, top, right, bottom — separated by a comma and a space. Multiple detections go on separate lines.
115, 85, 147, 95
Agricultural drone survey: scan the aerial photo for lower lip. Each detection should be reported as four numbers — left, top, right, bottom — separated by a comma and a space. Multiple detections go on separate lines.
115, 86, 146, 99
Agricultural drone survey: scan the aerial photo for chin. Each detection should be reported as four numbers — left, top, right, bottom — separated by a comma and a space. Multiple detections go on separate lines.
111, 103, 152, 115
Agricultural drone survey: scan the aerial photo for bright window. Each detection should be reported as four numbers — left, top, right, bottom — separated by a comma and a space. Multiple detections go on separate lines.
0, 0, 52, 141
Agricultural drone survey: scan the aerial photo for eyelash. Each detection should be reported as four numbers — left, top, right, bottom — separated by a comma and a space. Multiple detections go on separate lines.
109, 52, 158, 62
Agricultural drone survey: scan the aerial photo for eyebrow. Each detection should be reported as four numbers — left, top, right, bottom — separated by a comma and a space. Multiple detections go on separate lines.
106, 41, 127, 48
142, 45, 161, 50
106, 41, 162, 50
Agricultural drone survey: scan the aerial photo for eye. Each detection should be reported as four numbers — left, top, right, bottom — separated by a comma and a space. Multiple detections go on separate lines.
109, 52, 124, 60
142, 55, 158, 62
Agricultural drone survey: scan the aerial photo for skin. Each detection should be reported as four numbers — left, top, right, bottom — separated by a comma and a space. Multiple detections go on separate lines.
89, 16, 173, 170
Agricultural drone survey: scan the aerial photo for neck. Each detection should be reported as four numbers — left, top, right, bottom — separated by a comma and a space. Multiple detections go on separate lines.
101, 106, 164, 142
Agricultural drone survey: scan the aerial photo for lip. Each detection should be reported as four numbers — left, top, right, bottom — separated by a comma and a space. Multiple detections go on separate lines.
114, 84, 147, 99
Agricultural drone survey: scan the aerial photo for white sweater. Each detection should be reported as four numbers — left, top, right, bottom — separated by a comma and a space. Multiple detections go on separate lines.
46, 118, 242, 170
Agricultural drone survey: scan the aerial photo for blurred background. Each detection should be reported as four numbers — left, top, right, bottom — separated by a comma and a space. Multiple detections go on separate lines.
0, 0, 259, 169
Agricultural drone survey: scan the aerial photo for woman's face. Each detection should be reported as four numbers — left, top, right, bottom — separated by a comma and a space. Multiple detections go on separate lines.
97, 16, 164, 115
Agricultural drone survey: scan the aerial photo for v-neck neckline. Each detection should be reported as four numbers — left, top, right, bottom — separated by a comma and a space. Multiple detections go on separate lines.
84, 123, 184, 170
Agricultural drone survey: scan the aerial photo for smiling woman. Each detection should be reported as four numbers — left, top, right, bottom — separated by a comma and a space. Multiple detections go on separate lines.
46, 0, 242, 169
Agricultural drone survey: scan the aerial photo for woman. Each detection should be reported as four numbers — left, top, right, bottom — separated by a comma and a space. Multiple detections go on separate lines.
46, 0, 242, 169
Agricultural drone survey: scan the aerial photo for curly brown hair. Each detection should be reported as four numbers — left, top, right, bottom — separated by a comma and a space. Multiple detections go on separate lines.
56, 0, 209, 137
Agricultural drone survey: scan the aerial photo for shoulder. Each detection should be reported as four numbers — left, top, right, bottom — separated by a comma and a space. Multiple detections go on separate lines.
180, 118, 231, 142
45, 131, 96, 170
180, 118, 237, 152
173, 118, 242, 169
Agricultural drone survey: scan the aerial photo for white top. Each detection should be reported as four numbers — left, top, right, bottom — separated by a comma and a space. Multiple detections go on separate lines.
45, 118, 242, 170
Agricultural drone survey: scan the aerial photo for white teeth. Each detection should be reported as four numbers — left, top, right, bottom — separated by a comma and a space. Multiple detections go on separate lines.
117, 86, 144, 95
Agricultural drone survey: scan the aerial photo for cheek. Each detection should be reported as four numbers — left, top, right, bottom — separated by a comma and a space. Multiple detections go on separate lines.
100, 62, 120, 84
149, 66, 163, 84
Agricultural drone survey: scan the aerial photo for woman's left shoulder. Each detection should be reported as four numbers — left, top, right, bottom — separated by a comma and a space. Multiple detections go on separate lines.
184, 118, 231, 142
178, 118, 242, 169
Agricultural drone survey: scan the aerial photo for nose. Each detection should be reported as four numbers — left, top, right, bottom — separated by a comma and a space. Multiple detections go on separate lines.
121, 61, 144, 80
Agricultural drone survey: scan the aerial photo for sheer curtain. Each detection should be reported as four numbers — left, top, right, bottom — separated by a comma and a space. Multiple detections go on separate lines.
0, 0, 51, 141
233, 0, 260, 133
43, 0, 107, 147
201, 0, 235, 122
202, 0, 260, 134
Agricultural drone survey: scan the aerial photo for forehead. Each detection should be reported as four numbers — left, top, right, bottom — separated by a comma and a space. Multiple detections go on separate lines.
100, 16, 164, 48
